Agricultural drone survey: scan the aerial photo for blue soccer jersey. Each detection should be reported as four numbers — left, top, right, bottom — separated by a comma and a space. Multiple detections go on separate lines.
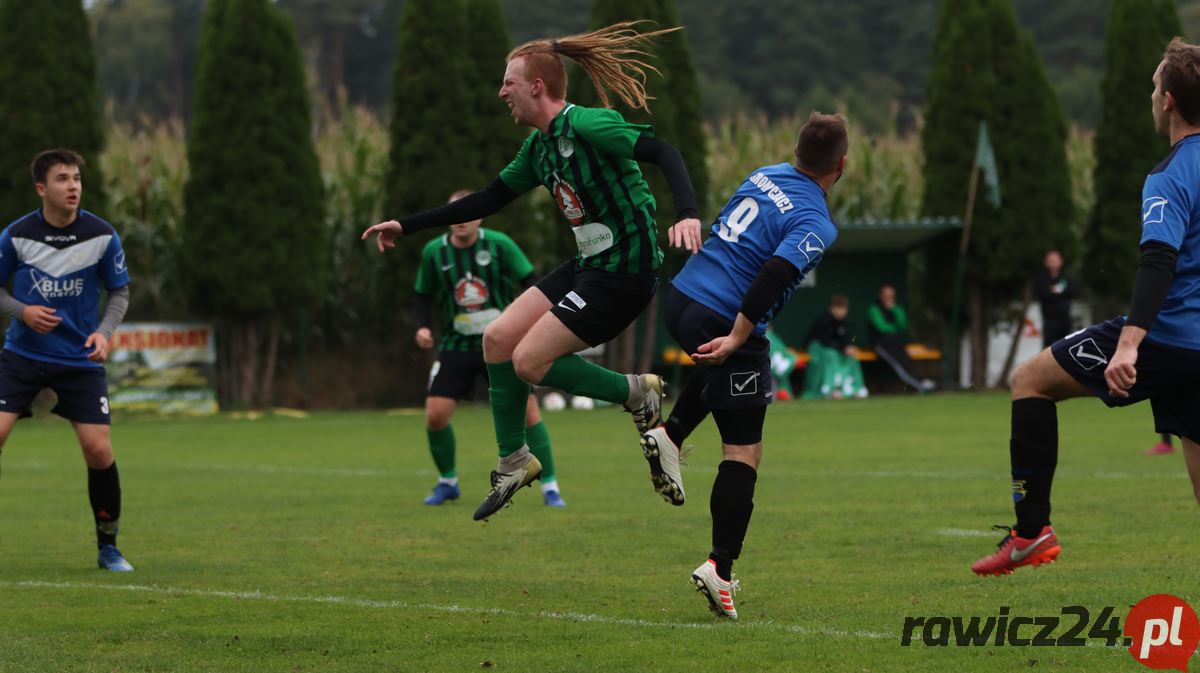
672, 163, 838, 334
1139, 134, 1200, 351
0, 209, 131, 367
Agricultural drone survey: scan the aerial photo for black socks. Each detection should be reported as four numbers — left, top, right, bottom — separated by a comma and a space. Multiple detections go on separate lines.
88, 462, 121, 547
1010, 398, 1057, 539
665, 373, 709, 448
709, 460, 757, 581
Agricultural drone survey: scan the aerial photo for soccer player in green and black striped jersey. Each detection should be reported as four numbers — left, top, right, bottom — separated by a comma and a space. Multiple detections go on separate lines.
414, 190, 563, 507
364, 22, 702, 521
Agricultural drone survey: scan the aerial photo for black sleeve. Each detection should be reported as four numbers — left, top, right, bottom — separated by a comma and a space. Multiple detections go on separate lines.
739, 256, 800, 325
518, 272, 538, 290
1126, 241, 1178, 330
400, 179, 519, 235
632, 135, 700, 220
413, 292, 433, 329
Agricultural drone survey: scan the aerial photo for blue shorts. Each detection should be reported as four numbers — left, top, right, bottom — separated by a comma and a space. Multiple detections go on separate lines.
1051, 317, 1200, 441
0, 350, 111, 424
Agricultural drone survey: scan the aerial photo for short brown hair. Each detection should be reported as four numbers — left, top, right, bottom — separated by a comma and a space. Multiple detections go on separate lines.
1162, 38, 1200, 125
31, 149, 85, 185
830, 294, 849, 309
795, 112, 849, 176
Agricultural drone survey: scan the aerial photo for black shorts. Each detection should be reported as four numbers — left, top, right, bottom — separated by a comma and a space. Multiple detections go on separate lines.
0, 350, 111, 424
666, 286, 773, 411
1051, 317, 1200, 442
537, 260, 657, 347
427, 350, 488, 401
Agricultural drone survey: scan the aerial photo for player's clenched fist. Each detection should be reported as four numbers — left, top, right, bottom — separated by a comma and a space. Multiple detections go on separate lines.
361, 220, 404, 253
21, 305, 61, 334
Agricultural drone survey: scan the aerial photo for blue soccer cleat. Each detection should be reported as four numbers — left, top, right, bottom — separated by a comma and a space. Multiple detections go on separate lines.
424, 481, 461, 505
97, 544, 134, 572
543, 488, 567, 508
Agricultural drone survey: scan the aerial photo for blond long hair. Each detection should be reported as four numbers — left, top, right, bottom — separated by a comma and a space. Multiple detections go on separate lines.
508, 21, 680, 112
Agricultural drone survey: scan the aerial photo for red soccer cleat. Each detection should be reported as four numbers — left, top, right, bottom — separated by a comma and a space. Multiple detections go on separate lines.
971, 525, 1060, 576
1145, 441, 1175, 456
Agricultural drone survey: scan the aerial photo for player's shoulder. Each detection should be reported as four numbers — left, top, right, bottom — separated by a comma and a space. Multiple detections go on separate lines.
76, 210, 119, 238
2, 210, 42, 239
565, 104, 627, 130
420, 233, 450, 255
1149, 135, 1200, 183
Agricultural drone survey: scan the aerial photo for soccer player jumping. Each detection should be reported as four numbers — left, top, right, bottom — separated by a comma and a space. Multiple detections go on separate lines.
972, 38, 1200, 576
0, 150, 132, 571
363, 22, 701, 520
643, 113, 848, 618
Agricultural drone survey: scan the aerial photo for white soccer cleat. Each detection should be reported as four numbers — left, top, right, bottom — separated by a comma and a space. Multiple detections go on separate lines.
640, 426, 685, 505
625, 374, 665, 434
692, 559, 739, 620
472, 450, 542, 521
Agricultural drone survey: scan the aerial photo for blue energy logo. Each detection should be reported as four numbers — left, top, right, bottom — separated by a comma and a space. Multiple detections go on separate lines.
29, 269, 84, 301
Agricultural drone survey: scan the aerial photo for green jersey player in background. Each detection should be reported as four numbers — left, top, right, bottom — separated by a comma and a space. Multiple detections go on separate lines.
364, 22, 701, 521
413, 190, 563, 507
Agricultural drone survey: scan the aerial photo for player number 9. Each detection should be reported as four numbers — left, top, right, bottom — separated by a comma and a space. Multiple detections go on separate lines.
717, 197, 759, 243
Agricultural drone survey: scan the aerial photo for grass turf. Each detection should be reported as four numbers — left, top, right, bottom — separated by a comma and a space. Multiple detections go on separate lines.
0, 392, 1194, 672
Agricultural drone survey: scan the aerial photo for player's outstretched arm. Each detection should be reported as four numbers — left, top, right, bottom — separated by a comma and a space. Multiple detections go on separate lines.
633, 135, 702, 253
362, 179, 520, 253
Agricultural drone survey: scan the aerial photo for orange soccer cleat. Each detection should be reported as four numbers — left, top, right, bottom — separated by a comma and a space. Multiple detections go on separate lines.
971, 525, 1060, 576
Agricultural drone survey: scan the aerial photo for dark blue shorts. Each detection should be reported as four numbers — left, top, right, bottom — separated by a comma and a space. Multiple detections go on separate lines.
1051, 317, 1200, 441
0, 350, 111, 424
665, 286, 773, 411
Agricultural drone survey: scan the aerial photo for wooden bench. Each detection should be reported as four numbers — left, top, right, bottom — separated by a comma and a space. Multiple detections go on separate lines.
662, 343, 942, 368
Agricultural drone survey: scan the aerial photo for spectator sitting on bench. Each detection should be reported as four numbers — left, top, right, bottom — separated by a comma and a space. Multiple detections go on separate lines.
866, 284, 935, 393
802, 294, 867, 400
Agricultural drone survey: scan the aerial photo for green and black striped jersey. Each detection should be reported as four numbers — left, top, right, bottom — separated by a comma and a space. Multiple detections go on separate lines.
499, 103, 663, 274
414, 228, 534, 352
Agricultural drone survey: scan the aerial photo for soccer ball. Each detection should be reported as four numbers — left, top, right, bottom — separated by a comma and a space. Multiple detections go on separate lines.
542, 391, 567, 411
570, 395, 595, 410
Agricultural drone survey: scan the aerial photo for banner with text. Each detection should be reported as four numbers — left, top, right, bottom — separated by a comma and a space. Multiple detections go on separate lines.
107, 323, 218, 415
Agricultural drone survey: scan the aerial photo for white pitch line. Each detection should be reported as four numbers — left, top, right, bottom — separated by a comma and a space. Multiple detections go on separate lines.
2, 579, 893, 641
935, 528, 997, 538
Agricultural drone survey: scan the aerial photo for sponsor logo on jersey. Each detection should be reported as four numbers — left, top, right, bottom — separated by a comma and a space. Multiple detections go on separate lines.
797, 232, 826, 263
558, 137, 575, 158
30, 269, 85, 300
454, 274, 489, 310
44, 234, 77, 243
553, 175, 586, 225
1143, 196, 1168, 226
475, 249, 491, 266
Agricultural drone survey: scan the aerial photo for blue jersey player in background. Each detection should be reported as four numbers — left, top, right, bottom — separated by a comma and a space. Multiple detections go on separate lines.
972, 38, 1200, 576
0, 149, 132, 572
638, 113, 848, 619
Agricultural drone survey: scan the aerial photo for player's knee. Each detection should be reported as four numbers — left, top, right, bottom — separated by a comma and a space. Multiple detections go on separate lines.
80, 438, 113, 465
483, 323, 515, 362
1010, 359, 1042, 399
511, 347, 543, 385
426, 409, 451, 430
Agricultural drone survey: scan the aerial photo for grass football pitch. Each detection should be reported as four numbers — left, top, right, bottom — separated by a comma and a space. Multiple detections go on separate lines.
0, 392, 1195, 672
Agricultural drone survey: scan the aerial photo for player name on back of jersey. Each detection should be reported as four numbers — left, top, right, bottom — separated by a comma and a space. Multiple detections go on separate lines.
748, 171, 794, 214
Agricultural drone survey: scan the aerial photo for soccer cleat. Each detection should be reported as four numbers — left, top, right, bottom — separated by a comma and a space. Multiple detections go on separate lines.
971, 524, 1060, 576
423, 482, 461, 505
543, 488, 567, 508
1145, 441, 1175, 456
692, 559, 739, 620
472, 453, 542, 521
97, 544, 134, 572
640, 426, 685, 505
625, 374, 665, 434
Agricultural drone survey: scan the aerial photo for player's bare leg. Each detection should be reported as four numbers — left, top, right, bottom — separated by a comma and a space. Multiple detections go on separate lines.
1180, 437, 1200, 505
74, 422, 131, 572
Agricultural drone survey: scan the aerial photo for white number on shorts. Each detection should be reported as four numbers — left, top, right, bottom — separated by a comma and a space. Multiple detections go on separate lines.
717, 197, 759, 243
100, 397, 109, 415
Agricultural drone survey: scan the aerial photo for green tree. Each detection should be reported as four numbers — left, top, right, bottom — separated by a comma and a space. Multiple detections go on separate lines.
1086, 0, 1182, 310
920, 0, 1076, 387
462, 0, 546, 264
182, 0, 327, 407
0, 0, 105, 222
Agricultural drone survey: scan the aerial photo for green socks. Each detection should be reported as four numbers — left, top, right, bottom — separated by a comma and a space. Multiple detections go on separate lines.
426, 425, 456, 479
538, 354, 630, 404
525, 420, 555, 483
487, 360, 531, 457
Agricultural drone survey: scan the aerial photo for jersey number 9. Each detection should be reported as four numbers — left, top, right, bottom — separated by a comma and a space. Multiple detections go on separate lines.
717, 197, 759, 243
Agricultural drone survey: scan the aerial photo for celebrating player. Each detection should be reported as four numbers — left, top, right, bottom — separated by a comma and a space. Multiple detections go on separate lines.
363, 22, 701, 521
0, 150, 132, 571
972, 38, 1200, 575
414, 190, 564, 507
639, 113, 848, 619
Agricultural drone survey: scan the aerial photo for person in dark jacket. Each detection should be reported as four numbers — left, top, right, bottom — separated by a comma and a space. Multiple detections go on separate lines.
1035, 250, 1077, 347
